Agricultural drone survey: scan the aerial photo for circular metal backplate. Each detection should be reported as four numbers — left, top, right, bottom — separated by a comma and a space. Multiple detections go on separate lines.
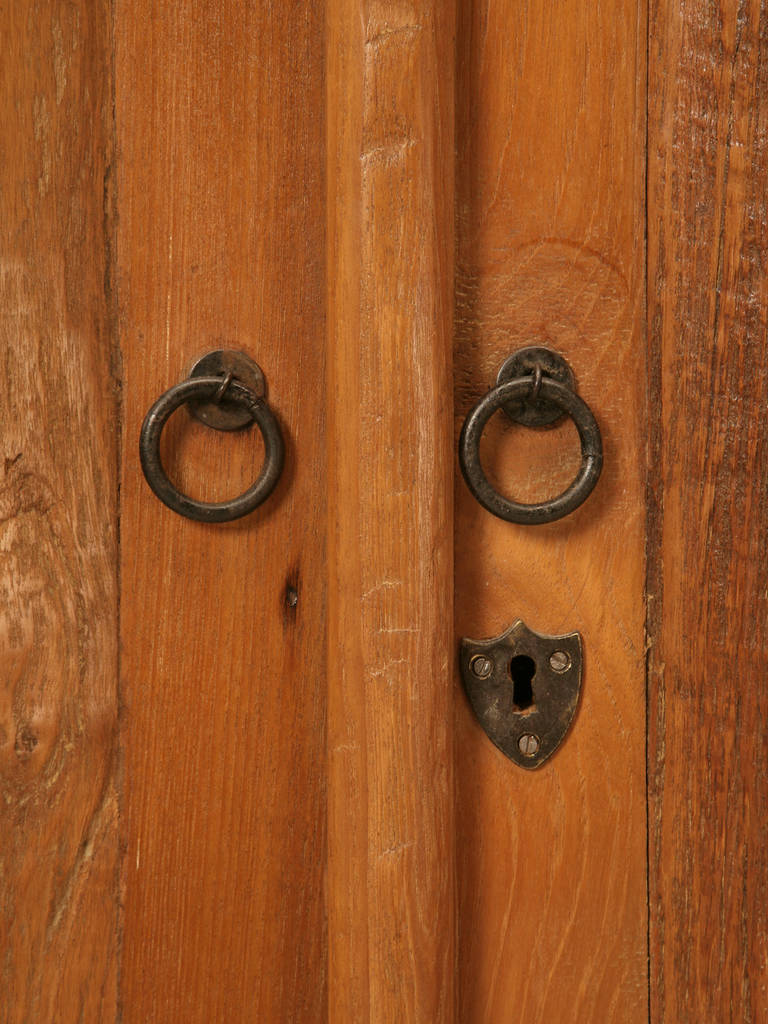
187, 349, 266, 431
497, 346, 575, 427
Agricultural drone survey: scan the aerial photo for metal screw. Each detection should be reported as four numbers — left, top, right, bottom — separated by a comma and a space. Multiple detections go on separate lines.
471, 655, 493, 679
549, 650, 571, 673
518, 733, 540, 756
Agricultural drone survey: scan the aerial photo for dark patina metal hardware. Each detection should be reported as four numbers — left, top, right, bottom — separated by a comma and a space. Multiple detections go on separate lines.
460, 620, 582, 769
139, 350, 284, 523
458, 346, 602, 525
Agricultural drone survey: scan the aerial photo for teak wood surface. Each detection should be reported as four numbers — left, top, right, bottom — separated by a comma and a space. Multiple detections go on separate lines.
116, 1, 327, 1020
0, 3, 119, 1022
453, 0, 648, 1019
1, 0, 767, 1021
326, 0, 456, 1020
647, 0, 768, 1019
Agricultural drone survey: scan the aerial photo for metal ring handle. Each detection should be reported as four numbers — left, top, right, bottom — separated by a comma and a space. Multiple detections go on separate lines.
139, 376, 284, 523
459, 376, 602, 525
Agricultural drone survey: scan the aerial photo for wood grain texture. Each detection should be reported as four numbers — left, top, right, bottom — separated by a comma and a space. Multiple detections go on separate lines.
0, 2, 119, 1021
647, 1, 768, 1019
116, 1, 326, 1020
326, 1, 456, 1020
454, 0, 648, 1019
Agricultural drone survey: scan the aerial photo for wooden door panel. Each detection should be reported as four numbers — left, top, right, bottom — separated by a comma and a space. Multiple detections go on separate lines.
647, 0, 768, 1018
0, 4, 119, 1021
326, 1, 456, 1019
454, 0, 648, 1019
116, 1, 327, 1020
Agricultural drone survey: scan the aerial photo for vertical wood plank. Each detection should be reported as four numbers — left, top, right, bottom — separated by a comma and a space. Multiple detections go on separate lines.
0, 2, 118, 1020
116, 2, 327, 1020
454, 0, 648, 1019
326, 1, 456, 1020
647, 1, 768, 1019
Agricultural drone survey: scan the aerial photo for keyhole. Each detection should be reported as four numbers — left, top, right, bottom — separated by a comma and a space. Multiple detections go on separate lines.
510, 654, 536, 711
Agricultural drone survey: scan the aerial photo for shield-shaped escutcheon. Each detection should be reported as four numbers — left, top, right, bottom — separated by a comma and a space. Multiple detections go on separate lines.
460, 620, 582, 769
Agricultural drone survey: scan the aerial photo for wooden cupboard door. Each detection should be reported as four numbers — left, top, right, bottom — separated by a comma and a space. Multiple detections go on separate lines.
454, 0, 648, 1016
115, 2, 329, 1020
1, 0, 767, 1022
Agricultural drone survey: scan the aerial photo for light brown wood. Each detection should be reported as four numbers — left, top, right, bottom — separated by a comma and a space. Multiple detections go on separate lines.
0, 2, 119, 1020
116, 1, 327, 1020
326, 1, 456, 1020
7, 0, 768, 1017
647, 0, 768, 1019
454, 0, 648, 1019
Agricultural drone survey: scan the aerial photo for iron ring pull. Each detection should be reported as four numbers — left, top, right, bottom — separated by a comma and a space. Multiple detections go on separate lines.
139, 376, 284, 523
459, 372, 603, 525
